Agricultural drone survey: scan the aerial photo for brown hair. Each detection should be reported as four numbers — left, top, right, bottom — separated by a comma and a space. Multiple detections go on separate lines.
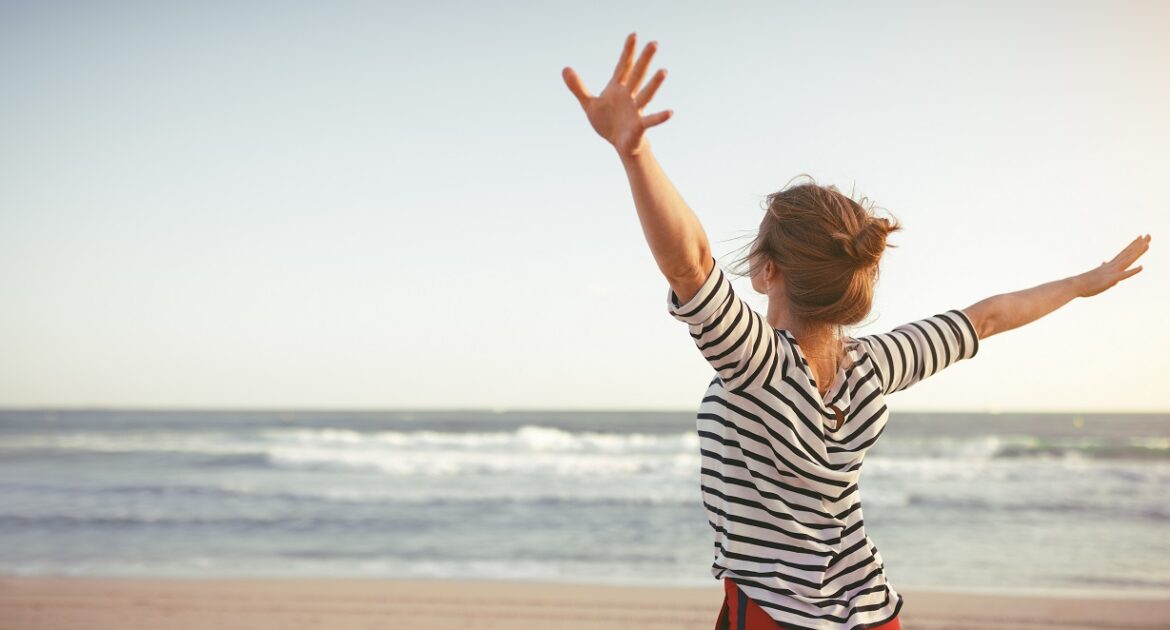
729, 174, 902, 329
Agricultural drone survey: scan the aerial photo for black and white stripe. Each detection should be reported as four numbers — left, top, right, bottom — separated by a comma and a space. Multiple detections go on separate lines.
668, 257, 980, 630
856, 307, 980, 395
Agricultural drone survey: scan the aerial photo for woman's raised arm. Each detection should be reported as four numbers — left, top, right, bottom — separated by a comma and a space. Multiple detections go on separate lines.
962, 234, 1151, 339
562, 33, 712, 302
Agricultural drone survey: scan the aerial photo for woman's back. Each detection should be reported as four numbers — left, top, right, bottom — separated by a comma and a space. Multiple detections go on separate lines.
669, 256, 979, 629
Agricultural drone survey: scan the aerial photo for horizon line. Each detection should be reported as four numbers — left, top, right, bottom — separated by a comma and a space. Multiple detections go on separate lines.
1, 406, 1168, 416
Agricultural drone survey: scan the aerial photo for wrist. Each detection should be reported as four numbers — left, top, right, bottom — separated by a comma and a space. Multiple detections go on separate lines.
1067, 272, 1089, 299
616, 137, 652, 164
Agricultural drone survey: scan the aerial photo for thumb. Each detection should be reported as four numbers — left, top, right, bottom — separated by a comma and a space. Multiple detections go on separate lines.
562, 67, 592, 109
642, 109, 673, 129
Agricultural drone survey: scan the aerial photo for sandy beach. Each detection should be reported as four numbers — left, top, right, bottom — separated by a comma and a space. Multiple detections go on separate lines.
2, 577, 1169, 630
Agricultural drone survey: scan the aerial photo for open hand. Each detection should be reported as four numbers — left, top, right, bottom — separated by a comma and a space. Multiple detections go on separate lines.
562, 32, 672, 158
1076, 234, 1151, 297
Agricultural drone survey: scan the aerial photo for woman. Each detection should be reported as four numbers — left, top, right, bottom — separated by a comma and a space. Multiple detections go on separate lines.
562, 33, 1150, 630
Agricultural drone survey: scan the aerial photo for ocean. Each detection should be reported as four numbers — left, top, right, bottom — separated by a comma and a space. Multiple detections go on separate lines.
1, 409, 1168, 598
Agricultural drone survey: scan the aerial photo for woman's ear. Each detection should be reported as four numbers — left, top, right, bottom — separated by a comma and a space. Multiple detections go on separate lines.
751, 258, 778, 294
763, 259, 777, 292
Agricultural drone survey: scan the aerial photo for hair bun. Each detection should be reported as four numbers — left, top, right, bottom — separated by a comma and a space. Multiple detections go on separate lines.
832, 217, 896, 268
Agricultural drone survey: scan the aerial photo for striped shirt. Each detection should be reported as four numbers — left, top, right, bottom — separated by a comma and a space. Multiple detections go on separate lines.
668, 257, 980, 630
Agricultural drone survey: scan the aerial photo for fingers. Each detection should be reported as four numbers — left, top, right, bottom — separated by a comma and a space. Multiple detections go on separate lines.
1111, 233, 1151, 263
562, 67, 593, 108
642, 109, 673, 129
626, 40, 658, 92
612, 32, 637, 86
636, 68, 667, 109
1120, 265, 1144, 281
1104, 234, 1151, 272
1119, 234, 1152, 268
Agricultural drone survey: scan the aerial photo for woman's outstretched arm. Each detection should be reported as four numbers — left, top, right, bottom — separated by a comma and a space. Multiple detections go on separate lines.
962, 234, 1151, 339
618, 144, 712, 300
563, 33, 712, 302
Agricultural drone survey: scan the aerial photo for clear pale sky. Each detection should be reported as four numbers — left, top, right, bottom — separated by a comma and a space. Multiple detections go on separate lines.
2, 1, 1167, 412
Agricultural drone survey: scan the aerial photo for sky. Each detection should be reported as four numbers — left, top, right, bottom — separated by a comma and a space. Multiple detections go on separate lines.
1, 1, 1168, 412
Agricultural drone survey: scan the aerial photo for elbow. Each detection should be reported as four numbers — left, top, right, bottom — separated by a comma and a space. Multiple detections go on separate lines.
976, 315, 996, 340
962, 302, 998, 340
663, 244, 713, 284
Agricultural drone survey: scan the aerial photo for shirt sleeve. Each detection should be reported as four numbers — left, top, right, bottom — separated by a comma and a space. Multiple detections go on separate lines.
667, 257, 781, 392
855, 309, 980, 395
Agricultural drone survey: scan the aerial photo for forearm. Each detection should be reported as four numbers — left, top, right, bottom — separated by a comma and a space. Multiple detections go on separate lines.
963, 274, 1083, 339
618, 141, 711, 281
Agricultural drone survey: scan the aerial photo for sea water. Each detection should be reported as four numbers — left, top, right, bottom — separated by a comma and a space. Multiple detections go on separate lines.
1, 409, 1168, 597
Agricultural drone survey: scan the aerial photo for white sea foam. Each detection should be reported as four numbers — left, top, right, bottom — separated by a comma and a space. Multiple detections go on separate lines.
5, 426, 1166, 483
253, 425, 701, 477
263, 425, 699, 453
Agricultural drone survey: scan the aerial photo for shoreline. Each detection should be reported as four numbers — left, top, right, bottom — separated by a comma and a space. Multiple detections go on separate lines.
3, 576, 1169, 630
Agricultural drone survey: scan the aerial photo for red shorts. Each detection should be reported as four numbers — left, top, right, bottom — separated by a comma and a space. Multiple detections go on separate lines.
716, 578, 901, 630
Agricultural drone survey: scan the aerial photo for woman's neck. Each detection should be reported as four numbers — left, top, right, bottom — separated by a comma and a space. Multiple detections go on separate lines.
766, 299, 840, 354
